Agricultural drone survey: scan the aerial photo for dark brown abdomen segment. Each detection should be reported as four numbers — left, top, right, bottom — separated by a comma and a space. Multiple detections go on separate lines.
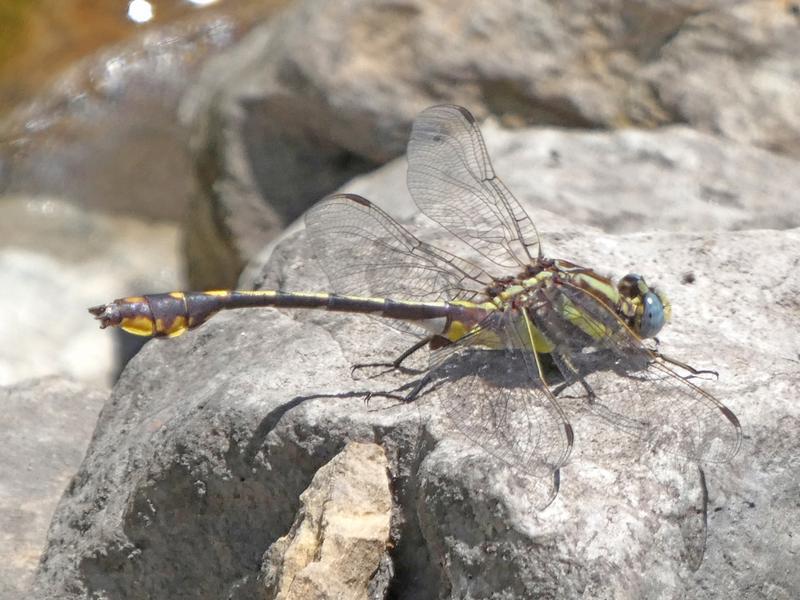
89, 291, 461, 337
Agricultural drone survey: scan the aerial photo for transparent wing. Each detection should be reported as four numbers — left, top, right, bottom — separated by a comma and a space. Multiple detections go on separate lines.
407, 104, 541, 270
304, 193, 492, 303
529, 280, 742, 463
426, 309, 573, 494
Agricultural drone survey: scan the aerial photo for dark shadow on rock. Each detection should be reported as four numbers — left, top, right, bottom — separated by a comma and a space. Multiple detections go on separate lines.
242, 97, 380, 224
378, 420, 442, 600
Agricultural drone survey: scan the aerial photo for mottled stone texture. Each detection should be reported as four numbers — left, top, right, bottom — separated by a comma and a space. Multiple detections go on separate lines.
0, 377, 105, 598
181, 0, 800, 286
32, 139, 800, 596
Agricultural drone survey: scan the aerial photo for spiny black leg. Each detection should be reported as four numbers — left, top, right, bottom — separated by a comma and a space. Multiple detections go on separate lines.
551, 353, 597, 403
404, 373, 433, 402
555, 375, 599, 404
351, 336, 432, 379
361, 373, 434, 409
362, 389, 404, 406
656, 352, 719, 380
551, 378, 597, 403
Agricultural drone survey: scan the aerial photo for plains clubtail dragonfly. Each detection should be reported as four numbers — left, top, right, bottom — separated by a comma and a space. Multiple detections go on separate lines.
90, 105, 741, 502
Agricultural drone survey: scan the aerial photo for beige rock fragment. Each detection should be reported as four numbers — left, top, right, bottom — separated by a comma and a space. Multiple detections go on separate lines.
262, 442, 393, 600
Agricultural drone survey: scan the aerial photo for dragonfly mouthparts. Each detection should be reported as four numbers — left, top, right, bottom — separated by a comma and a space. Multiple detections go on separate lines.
88, 303, 122, 329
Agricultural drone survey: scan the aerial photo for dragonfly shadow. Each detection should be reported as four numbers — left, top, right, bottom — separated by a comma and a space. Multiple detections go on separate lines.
243, 379, 437, 468
244, 394, 319, 466
413, 348, 566, 509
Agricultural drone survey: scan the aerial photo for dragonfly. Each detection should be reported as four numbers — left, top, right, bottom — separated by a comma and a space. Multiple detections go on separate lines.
90, 104, 741, 505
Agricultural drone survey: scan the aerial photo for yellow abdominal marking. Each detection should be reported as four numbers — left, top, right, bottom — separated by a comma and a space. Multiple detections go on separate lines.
165, 316, 189, 337
442, 298, 556, 353
444, 320, 472, 342
443, 300, 500, 345
121, 315, 156, 336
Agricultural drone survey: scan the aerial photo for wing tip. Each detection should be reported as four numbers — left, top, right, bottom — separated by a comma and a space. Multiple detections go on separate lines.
342, 193, 372, 207
452, 104, 476, 124
419, 103, 476, 125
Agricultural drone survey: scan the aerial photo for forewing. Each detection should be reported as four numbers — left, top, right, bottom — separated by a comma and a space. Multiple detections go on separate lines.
304, 193, 491, 303
407, 105, 541, 270
426, 310, 573, 493
530, 281, 742, 463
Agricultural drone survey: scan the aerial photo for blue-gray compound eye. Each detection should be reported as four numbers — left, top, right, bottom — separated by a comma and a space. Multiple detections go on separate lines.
639, 291, 666, 338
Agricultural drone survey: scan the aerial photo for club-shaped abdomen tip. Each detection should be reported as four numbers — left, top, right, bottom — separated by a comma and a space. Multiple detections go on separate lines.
90, 292, 227, 337
88, 303, 119, 329
88, 296, 157, 336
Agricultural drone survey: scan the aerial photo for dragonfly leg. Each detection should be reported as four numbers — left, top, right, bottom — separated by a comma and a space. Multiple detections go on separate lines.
351, 336, 432, 378
552, 352, 597, 403
361, 374, 433, 408
404, 373, 433, 402
550, 381, 569, 397
656, 352, 719, 380
363, 389, 402, 405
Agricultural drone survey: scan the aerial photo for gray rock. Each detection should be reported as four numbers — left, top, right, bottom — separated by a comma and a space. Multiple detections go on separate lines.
482, 123, 800, 235
0, 377, 106, 599
33, 194, 800, 598
338, 120, 800, 237
644, 2, 800, 156
182, 0, 800, 285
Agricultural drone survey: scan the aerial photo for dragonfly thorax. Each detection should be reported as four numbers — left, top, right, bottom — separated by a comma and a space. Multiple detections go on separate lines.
499, 259, 673, 342
485, 276, 519, 298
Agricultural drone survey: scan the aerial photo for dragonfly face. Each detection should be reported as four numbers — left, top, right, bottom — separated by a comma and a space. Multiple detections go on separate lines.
617, 273, 671, 339
90, 104, 741, 507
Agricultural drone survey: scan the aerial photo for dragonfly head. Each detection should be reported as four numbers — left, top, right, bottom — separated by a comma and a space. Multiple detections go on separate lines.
617, 274, 671, 338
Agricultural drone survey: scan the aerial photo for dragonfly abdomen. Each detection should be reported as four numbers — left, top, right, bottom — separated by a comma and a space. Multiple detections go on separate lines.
88, 290, 480, 338
89, 291, 230, 337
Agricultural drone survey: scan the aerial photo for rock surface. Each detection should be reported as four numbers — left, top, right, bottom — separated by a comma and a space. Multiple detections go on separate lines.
319, 119, 800, 237
2, 21, 215, 221
260, 442, 392, 600
31, 117, 800, 596
181, 0, 800, 286
0, 377, 106, 599
15, 2, 800, 592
